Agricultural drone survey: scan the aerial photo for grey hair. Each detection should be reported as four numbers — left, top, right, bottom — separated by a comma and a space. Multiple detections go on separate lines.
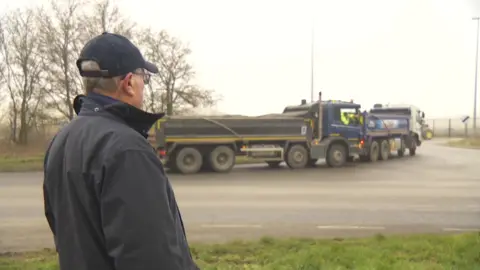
80, 61, 120, 93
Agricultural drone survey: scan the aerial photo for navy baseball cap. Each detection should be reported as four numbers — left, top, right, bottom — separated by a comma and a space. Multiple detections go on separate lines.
76, 32, 159, 78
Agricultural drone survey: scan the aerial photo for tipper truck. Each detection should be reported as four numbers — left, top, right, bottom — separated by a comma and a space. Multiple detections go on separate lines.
154, 92, 422, 174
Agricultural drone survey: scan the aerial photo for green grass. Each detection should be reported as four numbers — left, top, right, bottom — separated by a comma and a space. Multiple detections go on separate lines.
0, 155, 44, 172
1, 233, 479, 270
0, 155, 262, 173
446, 138, 480, 149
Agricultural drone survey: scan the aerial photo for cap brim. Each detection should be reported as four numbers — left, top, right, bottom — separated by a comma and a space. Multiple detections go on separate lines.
145, 61, 159, 74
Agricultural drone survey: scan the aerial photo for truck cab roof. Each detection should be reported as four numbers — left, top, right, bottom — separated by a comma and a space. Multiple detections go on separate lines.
283, 100, 361, 115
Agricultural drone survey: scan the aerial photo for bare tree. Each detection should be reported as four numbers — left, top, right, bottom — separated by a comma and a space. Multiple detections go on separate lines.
80, 0, 136, 41
0, 46, 5, 97
37, 0, 85, 120
139, 29, 220, 115
0, 8, 45, 144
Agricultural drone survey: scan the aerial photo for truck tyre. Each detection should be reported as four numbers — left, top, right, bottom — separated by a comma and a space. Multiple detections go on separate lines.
379, 140, 389, 161
409, 143, 417, 156
409, 135, 417, 156
326, 143, 347, 168
176, 147, 203, 174
285, 144, 309, 169
369, 141, 380, 162
397, 137, 406, 157
266, 161, 281, 168
209, 146, 235, 173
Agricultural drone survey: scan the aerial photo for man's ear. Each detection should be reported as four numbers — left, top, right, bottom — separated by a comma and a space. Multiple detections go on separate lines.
121, 73, 135, 96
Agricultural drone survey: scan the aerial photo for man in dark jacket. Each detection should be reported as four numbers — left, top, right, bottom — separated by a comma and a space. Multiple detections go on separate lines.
43, 32, 198, 270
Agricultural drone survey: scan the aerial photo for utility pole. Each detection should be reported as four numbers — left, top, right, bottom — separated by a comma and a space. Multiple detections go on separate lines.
310, 18, 315, 103
473, 17, 479, 135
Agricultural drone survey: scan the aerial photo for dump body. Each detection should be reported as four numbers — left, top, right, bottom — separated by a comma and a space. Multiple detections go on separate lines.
357, 111, 419, 161
369, 104, 424, 143
155, 115, 310, 149
154, 114, 315, 174
364, 113, 410, 137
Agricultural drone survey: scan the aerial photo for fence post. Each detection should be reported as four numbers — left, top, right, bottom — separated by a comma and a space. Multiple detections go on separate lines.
448, 118, 451, 137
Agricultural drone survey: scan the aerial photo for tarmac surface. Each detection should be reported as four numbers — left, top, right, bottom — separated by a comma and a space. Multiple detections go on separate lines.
0, 139, 479, 252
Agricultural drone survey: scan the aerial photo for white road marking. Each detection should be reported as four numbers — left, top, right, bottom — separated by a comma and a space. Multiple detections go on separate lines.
410, 204, 436, 208
412, 208, 480, 213
316, 225, 385, 230
442, 228, 480, 232
200, 224, 263, 229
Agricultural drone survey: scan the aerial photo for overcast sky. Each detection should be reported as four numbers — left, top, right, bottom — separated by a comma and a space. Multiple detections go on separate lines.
3, 0, 480, 118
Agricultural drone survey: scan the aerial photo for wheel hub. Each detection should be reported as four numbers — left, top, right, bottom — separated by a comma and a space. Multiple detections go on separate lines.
293, 151, 304, 162
183, 155, 194, 166
216, 153, 228, 164
333, 150, 343, 161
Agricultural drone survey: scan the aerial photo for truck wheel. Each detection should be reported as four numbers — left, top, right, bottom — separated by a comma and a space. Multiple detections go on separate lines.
369, 141, 379, 162
326, 143, 347, 168
285, 144, 309, 169
176, 147, 203, 174
397, 137, 406, 157
209, 146, 235, 173
266, 161, 281, 168
409, 144, 417, 156
409, 135, 417, 156
379, 140, 390, 161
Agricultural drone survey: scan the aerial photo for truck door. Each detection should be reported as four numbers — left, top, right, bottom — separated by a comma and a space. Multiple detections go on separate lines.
330, 106, 362, 139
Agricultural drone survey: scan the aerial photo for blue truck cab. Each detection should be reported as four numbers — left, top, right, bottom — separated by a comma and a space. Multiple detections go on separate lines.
282, 92, 363, 167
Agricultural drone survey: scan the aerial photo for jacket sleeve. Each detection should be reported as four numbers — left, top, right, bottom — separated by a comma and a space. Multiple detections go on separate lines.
100, 149, 194, 270
43, 139, 57, 246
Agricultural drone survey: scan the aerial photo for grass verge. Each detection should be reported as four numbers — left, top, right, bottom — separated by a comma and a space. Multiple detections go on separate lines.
446, 138, 480, 149
0, 155, 262, 173
1, 233, 479, 269
0, 155, 44, 172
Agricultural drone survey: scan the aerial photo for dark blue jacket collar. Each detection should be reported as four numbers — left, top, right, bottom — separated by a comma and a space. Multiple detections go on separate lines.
73, 94, 165, 138
86, 92, 120, 107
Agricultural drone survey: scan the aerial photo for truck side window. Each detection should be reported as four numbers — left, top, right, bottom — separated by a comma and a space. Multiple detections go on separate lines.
340, 108, 359, 126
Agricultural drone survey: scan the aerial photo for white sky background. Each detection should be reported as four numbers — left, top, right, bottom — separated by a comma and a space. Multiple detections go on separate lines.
2, 0, 480, 118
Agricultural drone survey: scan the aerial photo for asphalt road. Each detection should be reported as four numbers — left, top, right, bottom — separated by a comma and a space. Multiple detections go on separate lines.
0, 140, 479, 252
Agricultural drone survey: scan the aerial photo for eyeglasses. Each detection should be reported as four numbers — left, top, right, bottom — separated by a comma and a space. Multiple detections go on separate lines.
133, 70, 151, 85
121, 70, 151, 85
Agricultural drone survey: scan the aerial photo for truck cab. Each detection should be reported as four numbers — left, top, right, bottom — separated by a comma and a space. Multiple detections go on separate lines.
283, 99, 362, 141
283, 97, 363, 167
